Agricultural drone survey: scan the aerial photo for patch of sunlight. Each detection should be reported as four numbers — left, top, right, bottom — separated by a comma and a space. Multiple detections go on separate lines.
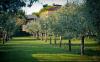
32, 54, 98, 61
6, 41, 48, 45
13, 36, 33, 39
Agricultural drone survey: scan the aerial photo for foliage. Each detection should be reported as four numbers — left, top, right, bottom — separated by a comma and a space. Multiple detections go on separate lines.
0, 0, 38, 12
0, 0, 38, 42
86, 0, 100, 43
26, 21, 40, 34
47, 3, 94, 38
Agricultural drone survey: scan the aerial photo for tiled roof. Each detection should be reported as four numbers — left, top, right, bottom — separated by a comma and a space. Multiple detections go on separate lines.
48, 6, 61, 11
48, 4, 61, 11
26, 15, 37, 20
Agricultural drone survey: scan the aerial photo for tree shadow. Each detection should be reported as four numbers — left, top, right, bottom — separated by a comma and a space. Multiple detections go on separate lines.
85, 49, 100, 56
0, 51, 10, 62
12, 39, 38, 41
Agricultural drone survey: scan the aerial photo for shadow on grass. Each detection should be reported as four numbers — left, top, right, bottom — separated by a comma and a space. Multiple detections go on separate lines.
12, 39, 38, 41
0, 51, 8, 62
0, 51, 39, 62
51, 43, 97, 47
0, 37, 100, 62
85, 49, 100, 56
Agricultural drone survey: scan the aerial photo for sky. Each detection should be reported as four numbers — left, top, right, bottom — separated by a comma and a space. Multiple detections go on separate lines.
22, 0, 84, 15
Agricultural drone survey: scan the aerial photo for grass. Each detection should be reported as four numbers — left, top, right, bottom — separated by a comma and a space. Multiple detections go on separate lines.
0, 36, 100, 62
32, 54, 100, 62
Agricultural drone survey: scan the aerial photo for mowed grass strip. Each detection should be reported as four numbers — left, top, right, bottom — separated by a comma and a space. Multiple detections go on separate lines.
0, 37, 100, 62
32, 54, 100, 62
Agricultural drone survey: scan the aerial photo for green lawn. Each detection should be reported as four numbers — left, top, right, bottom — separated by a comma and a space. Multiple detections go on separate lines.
0, 36, 100, 62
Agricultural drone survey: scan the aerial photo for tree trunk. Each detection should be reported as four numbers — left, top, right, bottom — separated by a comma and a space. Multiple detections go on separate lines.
0, 35, 2, 41
34, 33, 36, 38
2, 32, 6, 44
36, 31, 39, 40
32, 32, 35, 38
5, 32, 9, 42
41, 33, 44, 41
50, 36, 52, 45
9, 35, 13, 40
5, 34, 8, 42
0, 37, 1, 41
54, 35, 57, 45
0, 33, 2, 41
81, 36, 85, 55
3, 38, 5, 44
45, 31, 47, 42
68, 39, 71, 51
59, 36, 62, 47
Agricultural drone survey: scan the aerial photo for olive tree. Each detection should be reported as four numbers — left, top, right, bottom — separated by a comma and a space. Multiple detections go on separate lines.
47, 3, 94, 55
62, 3, 94, 55
47, 13, 61, 45
61, 3, 94, 55
0, 12, 17, 44
26, 21, 40, 39
39, 18, 50, 42
0, 0, 38, 44
86, 0, 100, 44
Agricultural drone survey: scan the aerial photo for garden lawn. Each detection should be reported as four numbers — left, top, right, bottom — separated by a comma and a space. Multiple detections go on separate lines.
0, 36, 100, 62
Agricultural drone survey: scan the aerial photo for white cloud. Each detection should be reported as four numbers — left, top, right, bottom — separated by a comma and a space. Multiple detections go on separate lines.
22, 2, 43, 15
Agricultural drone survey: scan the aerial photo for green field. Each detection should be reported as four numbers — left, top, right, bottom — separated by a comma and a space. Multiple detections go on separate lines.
0, 37, 100, 62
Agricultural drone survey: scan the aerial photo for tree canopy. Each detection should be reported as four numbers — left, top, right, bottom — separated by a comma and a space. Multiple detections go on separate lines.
0, 0, 38, 43
86, 0, 100, 43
